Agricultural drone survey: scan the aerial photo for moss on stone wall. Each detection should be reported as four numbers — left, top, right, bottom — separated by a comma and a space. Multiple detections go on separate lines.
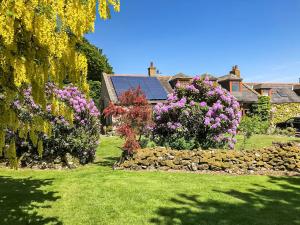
272, 103, 300, 124
116, 142, 300, 174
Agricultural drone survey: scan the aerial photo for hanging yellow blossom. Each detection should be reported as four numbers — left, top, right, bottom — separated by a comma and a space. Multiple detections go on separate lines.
0, 0, 120, 167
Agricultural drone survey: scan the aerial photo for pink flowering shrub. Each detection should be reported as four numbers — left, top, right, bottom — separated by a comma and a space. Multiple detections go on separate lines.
9, 83, 100, 165
151, 76, 242, 149
45, 84, 100, 163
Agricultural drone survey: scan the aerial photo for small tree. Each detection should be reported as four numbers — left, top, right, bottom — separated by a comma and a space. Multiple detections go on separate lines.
103, 87, 152, 155
253, 96, 271, 121
88, 80, 102, 111
238, 116, 261, 149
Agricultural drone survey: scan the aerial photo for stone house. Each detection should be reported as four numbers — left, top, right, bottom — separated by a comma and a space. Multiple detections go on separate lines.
101, 63, 300, 125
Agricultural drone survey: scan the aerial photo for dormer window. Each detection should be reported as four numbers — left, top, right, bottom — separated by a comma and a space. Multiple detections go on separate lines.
261, 89, 270, 96
231, 81, 240, 92
253, 84, 272, 97
218, 66, 243, 93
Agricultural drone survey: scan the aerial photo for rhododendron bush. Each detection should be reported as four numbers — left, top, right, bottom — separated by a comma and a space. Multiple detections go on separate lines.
151, 77, 242, 149
104, 87, 152, 155
3, 83, 100, 166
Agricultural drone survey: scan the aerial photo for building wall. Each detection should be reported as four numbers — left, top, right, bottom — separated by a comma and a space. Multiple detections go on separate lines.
271, 103, 300, 124
101, 80, 113, 126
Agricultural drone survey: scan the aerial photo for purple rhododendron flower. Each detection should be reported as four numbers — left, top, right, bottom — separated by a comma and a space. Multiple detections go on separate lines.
200, 102, 207, 107
152, 76, 241, 149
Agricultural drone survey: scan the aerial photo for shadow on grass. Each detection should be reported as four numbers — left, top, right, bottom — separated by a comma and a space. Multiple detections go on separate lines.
94, 156, 120, 167
0, 176, 62, 225
151, 176, 300, 225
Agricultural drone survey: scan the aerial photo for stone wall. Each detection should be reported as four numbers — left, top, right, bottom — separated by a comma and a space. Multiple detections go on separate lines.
117, 142, 300, 174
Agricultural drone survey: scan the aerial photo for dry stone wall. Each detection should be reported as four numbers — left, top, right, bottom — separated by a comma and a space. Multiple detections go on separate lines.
117, 142, 300, 174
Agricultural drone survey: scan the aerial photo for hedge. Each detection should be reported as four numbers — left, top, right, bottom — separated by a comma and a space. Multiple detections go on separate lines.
272, 103, 300, 124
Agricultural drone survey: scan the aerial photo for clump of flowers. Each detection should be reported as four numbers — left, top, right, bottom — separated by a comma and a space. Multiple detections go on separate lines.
5, 83, 100, 166
45, 84, 100, 164
151, 76, 242, 149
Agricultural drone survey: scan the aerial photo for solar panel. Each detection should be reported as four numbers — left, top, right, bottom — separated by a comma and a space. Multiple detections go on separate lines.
111, 76, 168, 100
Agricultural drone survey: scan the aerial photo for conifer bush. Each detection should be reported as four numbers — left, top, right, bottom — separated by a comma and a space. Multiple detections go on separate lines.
151, 77, 242, 149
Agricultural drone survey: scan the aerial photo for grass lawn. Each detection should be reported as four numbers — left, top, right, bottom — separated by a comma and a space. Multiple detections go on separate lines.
0, 136, 299, 225
235, 134, 298, 150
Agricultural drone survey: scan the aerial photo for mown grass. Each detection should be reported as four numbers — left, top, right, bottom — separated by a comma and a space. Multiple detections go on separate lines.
0, 136, 299, 225
235, 134, 298, 150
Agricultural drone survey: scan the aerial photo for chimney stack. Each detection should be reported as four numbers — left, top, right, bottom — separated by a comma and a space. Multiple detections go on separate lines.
230, 65, 241, 78
148, 62, 156, 76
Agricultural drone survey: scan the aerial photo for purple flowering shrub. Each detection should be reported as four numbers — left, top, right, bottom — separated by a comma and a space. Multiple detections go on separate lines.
44, 84, 100, 164
9, 83, 100, 165
151, 76, 242, 149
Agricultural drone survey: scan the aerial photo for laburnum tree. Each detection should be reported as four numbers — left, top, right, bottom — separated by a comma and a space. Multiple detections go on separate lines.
0, 0, 120, 166
103, 87, 153, 155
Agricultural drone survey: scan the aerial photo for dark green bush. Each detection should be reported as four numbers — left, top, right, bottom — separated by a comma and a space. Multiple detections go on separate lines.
88, 80, 101, 111
252, 96, 271, 121
155, 135, 198, 150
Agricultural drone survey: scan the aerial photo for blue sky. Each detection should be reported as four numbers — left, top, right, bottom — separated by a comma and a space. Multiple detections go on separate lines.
86, 0, 300, 82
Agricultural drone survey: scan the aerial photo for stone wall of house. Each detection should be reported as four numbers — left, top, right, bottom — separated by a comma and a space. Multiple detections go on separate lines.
116, 142, 300, 174
101, 77, 113, 126
272, 103, 300, 124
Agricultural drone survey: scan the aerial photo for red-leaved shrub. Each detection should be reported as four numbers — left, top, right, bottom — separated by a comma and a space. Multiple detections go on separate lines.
103, 87, 152, 154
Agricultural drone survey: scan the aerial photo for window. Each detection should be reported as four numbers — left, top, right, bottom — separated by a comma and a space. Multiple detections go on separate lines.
231, 82, 240, 92
261, 89, 269, 96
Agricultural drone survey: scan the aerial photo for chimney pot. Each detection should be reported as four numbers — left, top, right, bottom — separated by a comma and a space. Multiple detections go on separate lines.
148, 62, 157, 76
230, 65, 241, 78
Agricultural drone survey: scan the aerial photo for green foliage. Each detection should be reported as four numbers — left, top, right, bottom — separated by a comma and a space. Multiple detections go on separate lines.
239, 116, 259, 139
139, 136, 157, 149
162, 136, 198, 150
253, 96, 271, 121
273, 127, 296, 137
88, 80, 101, 110
43, 118, 100, 164
272, 103, 300, 124
238, 116, 270, 149
78, 38, 113, 81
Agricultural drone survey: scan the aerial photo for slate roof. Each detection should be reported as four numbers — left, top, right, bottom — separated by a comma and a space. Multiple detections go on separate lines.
245, 82, 300, 103
232, 83, 259, 103
218, 73, 242, 81
253, 84, 273, 89
271, 88, 300, 103
102, 72, 300, 105
156, 76, 174, 93
171, 73, 190, 79
245, 82, 296, 89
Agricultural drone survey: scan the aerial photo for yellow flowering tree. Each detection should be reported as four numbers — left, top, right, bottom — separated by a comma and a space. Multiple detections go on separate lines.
0, 0, 120, 167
